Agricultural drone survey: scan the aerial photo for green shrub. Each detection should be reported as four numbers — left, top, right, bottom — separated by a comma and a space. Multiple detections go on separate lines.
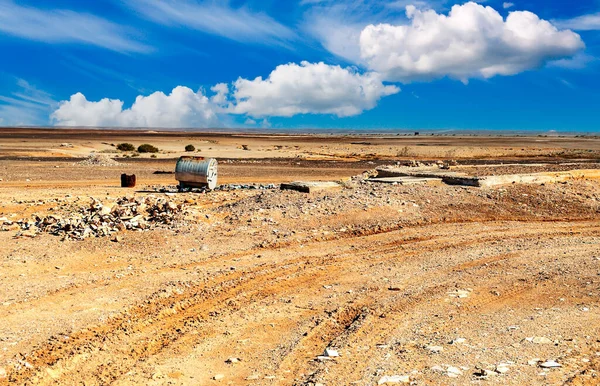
137, 144, 159, 153
116, 143, 135, 151
185, 144, 195, 152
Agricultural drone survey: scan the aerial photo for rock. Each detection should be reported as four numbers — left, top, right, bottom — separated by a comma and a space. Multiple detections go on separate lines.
245, 374, 261, 380
378, 375, 410, 384
473, 368, 495, 378
495, 364, 510, 374
426, 345, 444, 353
447, 366, 463, 377
0, 367, 6, 379
448, 289, 470, 298
112, 235, 122, 243
532, 337, 553, 344
323, 348, 339, 357
451, 338, 466, 344
430, 365, 445, 373
539, 360, 562, 368
528, 358, 541, 366
225, 357, 240, 364
213, 374, 225, 380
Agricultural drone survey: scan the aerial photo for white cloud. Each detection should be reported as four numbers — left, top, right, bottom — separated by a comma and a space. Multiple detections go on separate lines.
553, 12, 600, 31
123, 0, 295, 46
227, 61, 399, 118
503, 2, 514, 9
359, 2, 584, 82
210, 83, 229, 105
51, 87, 220, 128
548, 53, 596, 69
0, 1, 149, 53
0, 79, 56, 126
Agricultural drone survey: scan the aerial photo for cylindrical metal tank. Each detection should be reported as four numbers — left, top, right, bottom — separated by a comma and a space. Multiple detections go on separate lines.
175, 157, 218, 190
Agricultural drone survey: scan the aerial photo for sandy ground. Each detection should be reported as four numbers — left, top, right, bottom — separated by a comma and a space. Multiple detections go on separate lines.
0, 129, 599, 385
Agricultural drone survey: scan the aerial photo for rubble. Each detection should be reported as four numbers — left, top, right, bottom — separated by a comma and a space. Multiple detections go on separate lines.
12, 195, 189, 241
77, 153, 120, 167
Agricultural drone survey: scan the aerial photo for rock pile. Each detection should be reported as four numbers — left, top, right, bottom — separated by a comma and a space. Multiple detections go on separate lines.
11, 196, 186, 240
77, 153, 120, 167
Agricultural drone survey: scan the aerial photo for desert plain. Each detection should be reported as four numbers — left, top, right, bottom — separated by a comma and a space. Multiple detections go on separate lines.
0, 128, 599, 385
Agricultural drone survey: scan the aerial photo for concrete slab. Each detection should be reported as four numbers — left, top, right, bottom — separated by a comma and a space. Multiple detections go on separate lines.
280, 181, 343, 193
369, 177, 442, 185
376, 166, 600, 187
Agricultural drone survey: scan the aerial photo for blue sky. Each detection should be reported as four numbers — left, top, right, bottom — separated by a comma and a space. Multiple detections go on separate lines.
0, 0, 599, 132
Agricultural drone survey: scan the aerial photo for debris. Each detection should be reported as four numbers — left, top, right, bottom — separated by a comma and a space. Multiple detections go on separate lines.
77, 153, 119, 167
13, 196, 187, 241
377, 375, 410, 384
280, 181, 343, 193
539, 360, 562, 368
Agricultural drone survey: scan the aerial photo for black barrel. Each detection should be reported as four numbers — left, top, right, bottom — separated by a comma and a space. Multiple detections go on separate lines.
121, 174, 136, 188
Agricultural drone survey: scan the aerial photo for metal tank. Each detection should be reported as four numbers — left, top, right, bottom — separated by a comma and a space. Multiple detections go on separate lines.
175, 157, 218, 190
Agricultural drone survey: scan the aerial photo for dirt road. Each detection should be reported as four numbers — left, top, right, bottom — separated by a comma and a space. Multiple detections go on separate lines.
1, 129, 599, 385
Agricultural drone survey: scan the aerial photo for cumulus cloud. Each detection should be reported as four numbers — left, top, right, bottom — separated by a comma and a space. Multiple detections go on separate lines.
503, 2, 514, 9
51, 86, 220, 128
359, 2, 584, 82
227, 61, 399, 118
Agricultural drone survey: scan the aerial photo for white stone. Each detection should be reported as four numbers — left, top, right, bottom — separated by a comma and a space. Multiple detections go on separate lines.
532, 336, 553, 344
378, 375, 410, 384
495, 364, 510, 374
213, 374, 225, 380
323, 348, 339, 357
447, 366, 463, 377
426, 345, 444, 353
539, 360, 562, 368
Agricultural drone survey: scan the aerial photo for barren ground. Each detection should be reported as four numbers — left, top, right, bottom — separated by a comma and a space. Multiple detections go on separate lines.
0, 129, 599, 385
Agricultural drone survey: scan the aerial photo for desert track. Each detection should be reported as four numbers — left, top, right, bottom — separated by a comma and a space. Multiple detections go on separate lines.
2, 220, 599, 385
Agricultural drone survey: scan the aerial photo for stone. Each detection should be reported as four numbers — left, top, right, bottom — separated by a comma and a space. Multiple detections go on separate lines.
323, 348, 339, 357
225, 357, 240, 364
495, 364, 510, 374
451, 338, 466, 344
539, 360, 562, 368
430, 365, 445, 373
377, 375, 410, 384
426, 345, 444, 353
528, 358, 541, 366
447, 366, 463, 377
448, 290, 470, 298
532, 337, 553, 344
213, 374, 225, 380
0, 367, 6, 379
